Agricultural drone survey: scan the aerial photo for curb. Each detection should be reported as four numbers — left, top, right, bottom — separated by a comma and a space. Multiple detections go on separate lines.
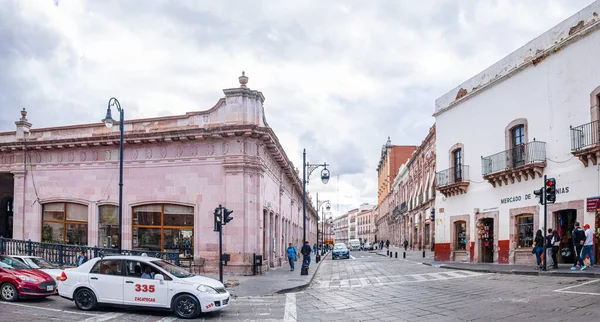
275, 252, 329, 294
424, 262, 600, 278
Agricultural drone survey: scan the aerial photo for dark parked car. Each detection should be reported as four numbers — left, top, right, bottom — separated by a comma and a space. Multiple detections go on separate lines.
0, 254, 57, 301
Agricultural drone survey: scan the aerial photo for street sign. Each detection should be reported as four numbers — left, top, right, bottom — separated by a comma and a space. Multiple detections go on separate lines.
586, 197, 600, 212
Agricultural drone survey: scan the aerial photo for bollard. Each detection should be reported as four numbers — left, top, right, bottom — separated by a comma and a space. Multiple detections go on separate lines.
395, 252, 398, 258
387, 250, 389, 256
423, 251, 425, 258
403, 251, 406, 259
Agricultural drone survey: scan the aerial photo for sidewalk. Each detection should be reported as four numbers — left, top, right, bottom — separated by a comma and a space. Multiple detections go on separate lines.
204, 252, 328, 297
376, 246, 600, 278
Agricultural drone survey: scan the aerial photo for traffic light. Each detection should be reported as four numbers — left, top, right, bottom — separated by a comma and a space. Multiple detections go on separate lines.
545, 178, 556, 204
223, 208, 233, 224
214, 206, 222, 232
533, 188, 544, 205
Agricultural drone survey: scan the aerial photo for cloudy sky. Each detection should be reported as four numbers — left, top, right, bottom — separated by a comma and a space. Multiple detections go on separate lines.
0, 0, 594, 216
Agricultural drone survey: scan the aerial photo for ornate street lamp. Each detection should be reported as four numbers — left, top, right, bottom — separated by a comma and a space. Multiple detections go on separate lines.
302, 149, 331, 245
101, 97, 124, 254
315, 194, 330, 263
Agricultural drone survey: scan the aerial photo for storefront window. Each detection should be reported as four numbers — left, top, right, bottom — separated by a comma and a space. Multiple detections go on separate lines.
42, 203, 88, 245
516, 214, 534, 248
99, 205, 119, 248
455, 221, 466, 250
132, 204, 194, 254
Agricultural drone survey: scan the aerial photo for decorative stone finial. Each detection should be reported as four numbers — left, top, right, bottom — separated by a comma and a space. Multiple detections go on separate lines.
238, 71, 249, 88
20, 108, 28, 121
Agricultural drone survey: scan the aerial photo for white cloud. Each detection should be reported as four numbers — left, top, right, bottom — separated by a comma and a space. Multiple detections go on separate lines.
0, 0, 594, 217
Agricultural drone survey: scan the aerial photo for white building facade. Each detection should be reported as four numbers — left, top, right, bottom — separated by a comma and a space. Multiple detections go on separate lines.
434, 2, 600, 266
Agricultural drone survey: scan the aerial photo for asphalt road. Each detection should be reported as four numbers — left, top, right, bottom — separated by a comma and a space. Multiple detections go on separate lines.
1, 252, 599, 321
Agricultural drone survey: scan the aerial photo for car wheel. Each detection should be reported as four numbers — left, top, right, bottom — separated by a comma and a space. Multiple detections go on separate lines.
173, 294, 201, 319
0, 283, 18, 302
74, 288, 98, 311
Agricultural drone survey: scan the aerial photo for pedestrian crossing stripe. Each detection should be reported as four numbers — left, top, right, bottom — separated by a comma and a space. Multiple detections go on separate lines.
312, 270, 487, 289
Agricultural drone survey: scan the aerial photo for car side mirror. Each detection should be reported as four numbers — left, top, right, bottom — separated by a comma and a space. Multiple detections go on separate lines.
154, 274, 165, 283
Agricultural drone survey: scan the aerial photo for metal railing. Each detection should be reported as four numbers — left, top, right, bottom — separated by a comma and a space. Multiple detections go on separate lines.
481, 141, 546, 176
0, 237, 182, 267
571, 120, 600, 151
436, 165, 470, 187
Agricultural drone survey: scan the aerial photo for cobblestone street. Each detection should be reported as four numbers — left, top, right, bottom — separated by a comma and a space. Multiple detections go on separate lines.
2, 251, 599, 321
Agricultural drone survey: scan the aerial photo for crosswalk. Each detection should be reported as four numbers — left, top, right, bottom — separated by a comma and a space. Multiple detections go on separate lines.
312, 270, 487, 289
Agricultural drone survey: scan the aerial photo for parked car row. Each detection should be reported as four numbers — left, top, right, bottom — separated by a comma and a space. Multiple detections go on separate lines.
0, 253, 230, 318
0, 254, 58, 301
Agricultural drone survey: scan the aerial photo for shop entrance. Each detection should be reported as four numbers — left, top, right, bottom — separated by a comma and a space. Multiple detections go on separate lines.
480, 218, 494, 263
554, 209, 577, 264
0, 173, 15, 239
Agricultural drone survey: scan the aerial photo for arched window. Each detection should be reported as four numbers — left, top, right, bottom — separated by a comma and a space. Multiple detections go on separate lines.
98, 205, 118, 248
42, 203, 88, 245
453, 148, 463, 181
132, 204, 194, 253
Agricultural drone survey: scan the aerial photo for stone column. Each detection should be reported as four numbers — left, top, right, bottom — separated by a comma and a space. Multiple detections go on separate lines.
11, 169, 26, 240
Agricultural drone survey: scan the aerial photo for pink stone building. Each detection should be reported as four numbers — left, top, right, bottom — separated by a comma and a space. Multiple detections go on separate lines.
0, 74, 318, 274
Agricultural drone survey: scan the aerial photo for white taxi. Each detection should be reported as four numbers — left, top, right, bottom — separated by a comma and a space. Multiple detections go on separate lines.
57, 255, 230, 319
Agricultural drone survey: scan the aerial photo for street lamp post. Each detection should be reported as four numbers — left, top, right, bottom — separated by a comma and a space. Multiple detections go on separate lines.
102, 97, 124, 254
315, 193, 330, 263
302, 149, 330, 245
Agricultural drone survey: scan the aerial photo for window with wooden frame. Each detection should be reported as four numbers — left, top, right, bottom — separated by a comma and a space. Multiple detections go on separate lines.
455, 221, 466, 250
99, 205, 119, 248
42, 203, 88, 245
132, 204, 194, 253
516, 214, 534, 248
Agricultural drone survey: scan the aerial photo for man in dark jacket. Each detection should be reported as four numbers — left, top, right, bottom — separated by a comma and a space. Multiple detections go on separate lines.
571, 222, 586, 270
301, 241, 312, 267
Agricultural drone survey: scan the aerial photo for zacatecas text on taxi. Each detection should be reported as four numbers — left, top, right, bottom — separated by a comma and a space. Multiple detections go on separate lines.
57, 254, 230, 319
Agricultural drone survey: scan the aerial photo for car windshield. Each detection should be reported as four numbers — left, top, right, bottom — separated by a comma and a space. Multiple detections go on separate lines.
151, 260, 193, 278
29, 257, 58, 269
0, 256, 31, 270
334, 245, 347, 250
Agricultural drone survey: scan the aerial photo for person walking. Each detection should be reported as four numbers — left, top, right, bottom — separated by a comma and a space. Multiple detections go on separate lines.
286, 243, 297, 271
385, 239, 390, 249
551, 229, 560, 269
533, 229, 544, 270
301, 240, 312, 267
545, 229, 555, 268
571, 222, 586, 270
403, 240, 409, 251
581, 224, 594, 269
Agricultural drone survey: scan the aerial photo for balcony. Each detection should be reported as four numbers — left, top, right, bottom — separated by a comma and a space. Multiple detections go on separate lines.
481, 141, 546, 187
571, 120, 600, 166
436, 165, 470, 197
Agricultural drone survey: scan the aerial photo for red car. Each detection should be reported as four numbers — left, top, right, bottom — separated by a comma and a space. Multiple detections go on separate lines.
0, 254, 57, 301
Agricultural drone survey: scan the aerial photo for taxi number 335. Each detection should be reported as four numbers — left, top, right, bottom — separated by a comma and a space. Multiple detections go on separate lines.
134, 284, 155, 293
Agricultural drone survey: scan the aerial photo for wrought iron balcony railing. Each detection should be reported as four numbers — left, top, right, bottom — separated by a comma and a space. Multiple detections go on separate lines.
436, 165, 470, 187
481, 141, 546, 176
571, 120, 599, 151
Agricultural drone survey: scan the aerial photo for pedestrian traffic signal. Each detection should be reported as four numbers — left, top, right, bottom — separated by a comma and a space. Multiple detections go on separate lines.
545, 178, 556, 204
223, 208, 233, 224
533, 188, 544, 205
213, 206, 222, 232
